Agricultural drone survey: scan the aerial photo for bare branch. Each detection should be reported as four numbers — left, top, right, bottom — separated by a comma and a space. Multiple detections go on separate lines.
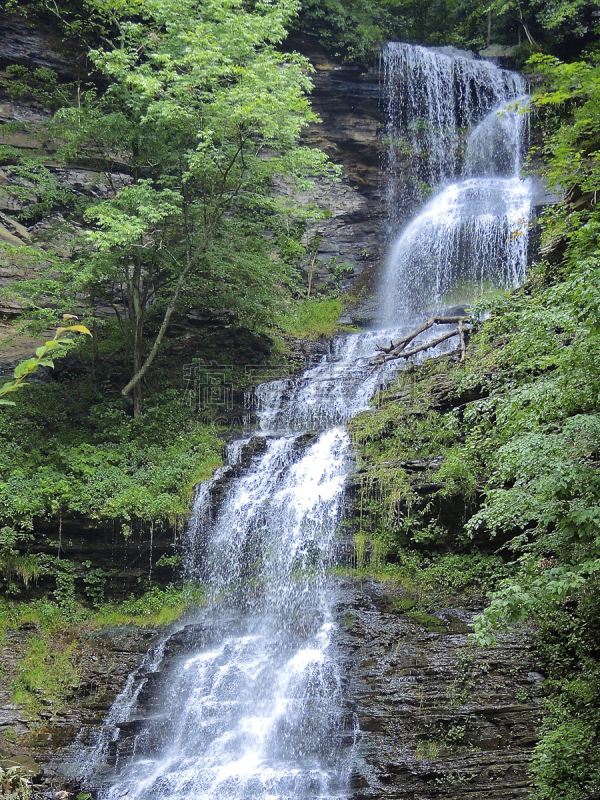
374, 316, 469, 357
459, 318, 467, 363
370, 316, 471, 366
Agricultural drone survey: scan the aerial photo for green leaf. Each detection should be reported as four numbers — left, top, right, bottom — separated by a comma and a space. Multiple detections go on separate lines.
13, 359, 39, 379
56, 324, 92, 337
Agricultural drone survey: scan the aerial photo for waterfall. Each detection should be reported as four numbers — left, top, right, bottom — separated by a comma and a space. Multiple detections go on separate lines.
382, 42, 526, 215
74, 334, 402, 800
381, 42, 532, 323
72, 43, 531, 800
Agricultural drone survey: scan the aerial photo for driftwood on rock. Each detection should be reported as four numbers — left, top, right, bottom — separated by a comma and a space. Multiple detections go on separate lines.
370, 315, 471, 366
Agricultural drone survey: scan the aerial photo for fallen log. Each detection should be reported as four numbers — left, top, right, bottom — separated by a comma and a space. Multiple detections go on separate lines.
375, 315, 468, 356
370, 315, 470, 366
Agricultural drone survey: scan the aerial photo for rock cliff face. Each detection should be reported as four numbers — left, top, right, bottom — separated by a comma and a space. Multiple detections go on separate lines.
288, 33, 387, 324
17, 579, 539, 799
336, 581, 540, 800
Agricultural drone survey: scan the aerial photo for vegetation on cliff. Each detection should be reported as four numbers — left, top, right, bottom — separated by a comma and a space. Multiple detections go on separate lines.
3, 0, 339, 416
297, 0, 599, 61
348, 33, 600, 795
1, 0, 600, 796
0, 0, 344, 599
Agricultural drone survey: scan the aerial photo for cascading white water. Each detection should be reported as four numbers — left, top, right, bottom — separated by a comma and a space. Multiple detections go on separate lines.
73, 342, 397, 800
382, 174, 531, 319
382, 42, 526, 211
88, 430, 353, 800
381, 43, 532, 324
73, 42, 532, 800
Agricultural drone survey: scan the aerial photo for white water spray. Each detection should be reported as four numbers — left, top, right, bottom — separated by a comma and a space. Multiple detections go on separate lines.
381, 44, 532, 324
72, 43, 532, 800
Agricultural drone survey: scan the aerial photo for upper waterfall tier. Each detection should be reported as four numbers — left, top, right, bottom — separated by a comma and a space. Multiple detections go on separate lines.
382, 42, 526, 218
381, 42, 532, 323
464, 95, 529, 177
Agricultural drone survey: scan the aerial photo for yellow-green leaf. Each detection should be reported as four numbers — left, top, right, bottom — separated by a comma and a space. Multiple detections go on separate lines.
56, 324, 92, 337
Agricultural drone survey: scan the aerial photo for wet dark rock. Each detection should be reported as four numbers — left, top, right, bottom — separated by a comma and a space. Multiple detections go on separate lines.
282, 34, 388, 316
0, 16, 74, 75
334, 579, 541, 800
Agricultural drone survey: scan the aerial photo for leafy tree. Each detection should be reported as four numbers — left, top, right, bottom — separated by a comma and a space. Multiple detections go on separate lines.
5, 0, 331, 416
488, 0, 599, 51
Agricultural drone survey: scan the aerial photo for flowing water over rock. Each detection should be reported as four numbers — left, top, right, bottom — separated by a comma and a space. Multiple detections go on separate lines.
381, 43, 532, 323
382, 174, 531, 320
72, 42, 532, 800
382, 42, 526, 213
75, 335, 407, 800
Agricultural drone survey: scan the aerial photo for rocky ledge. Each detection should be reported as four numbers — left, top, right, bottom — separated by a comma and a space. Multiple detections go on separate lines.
0, 577, 541, 800
336, 579, 541, 800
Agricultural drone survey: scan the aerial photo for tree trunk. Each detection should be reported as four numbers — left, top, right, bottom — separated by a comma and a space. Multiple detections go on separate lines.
307, 253, 317, 298
130, 259, 145, 417
517, 4, 539, 47
122, 228, 212, 403
132, 313, 144, 417
133, 372, 143, 417
122, 254, 198, 401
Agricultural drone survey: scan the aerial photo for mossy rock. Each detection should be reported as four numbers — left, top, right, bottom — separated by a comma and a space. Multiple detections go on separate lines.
406, 611, 446, 633
392, 597, 416, 612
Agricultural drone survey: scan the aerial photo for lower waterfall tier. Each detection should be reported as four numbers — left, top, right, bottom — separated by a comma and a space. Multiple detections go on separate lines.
382, 177, 532, 324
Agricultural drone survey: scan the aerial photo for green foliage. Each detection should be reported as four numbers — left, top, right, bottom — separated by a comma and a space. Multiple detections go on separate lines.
296, 0, 490, 62
46, 0, 332, 409
335, 551, 511, 601
296, 0, 599, 63
2, 65, 76, 111
0, 318, 91, 407
5, 0, 136, 51
277, 297, 343, 338
0, 584, 203, 719
530, 590, 600, 799
115, 584, 205, 619
0, 381, 223, 535
0, 147, 80, 226
2, 0, 336, 415
0, 764, 32, 799
11, 633, 80, 715
348, 362, 478, 550
82, 564, 108, 607
0, 528, 40, 594
488, 0, 598, 50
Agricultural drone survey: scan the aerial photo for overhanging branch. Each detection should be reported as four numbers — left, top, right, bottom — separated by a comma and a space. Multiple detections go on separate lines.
370, 315, 471, 366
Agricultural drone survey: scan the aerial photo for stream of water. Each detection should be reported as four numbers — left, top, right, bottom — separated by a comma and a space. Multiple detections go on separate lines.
381, 42, 532, 323
74, 42, 532, 800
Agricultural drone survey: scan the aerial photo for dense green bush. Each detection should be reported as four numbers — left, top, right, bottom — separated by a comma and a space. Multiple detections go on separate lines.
0, 381, 223, 532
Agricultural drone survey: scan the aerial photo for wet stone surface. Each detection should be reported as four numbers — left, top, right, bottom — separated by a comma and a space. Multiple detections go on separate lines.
335, 579, 541, 800
0, 625, 157, 779
1, 581, 542, 800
